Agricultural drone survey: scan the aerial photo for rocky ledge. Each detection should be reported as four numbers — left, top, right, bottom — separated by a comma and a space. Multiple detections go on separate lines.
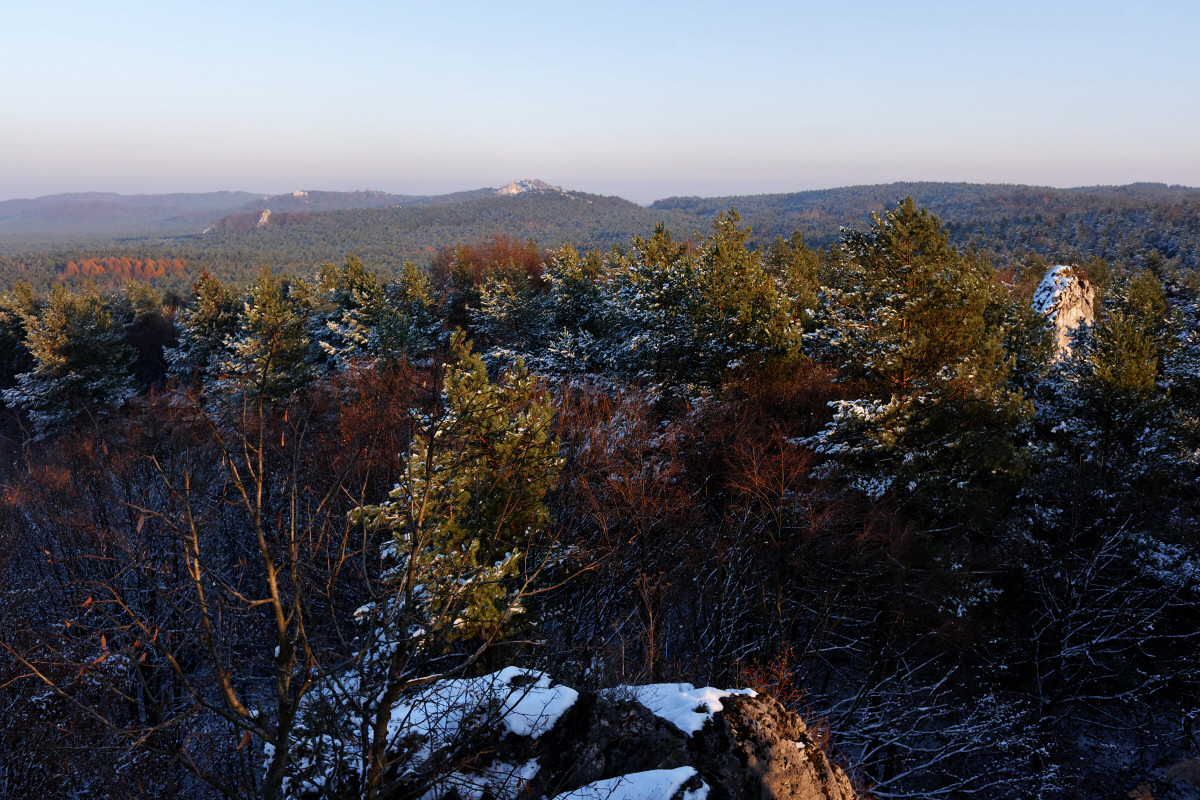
357, 670, 859, 800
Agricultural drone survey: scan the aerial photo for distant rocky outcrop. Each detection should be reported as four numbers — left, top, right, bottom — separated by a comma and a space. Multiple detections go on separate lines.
495, 179, 568, 197
1033, 264, 1095, 355
296, 670, 858, 800
203, 208, 314, 235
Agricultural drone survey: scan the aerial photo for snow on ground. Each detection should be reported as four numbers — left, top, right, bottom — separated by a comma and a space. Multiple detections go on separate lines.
602, 683, 756, 735
421, 758, 540, 800
550, 766, 709, 800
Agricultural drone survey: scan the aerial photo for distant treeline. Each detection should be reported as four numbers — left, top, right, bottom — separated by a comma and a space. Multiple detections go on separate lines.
2, 182, 1198, 293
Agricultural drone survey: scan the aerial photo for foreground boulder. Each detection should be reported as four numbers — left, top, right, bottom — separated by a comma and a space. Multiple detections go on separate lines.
373, 670, 859, 800
689, 692, 856, 800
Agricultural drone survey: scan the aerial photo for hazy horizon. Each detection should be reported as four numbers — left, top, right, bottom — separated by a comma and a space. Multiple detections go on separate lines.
5, 1, 1199, 205
5, 176, 1200, 210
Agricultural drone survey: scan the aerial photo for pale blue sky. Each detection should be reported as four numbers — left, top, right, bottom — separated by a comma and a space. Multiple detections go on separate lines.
2, 0, 1197, 203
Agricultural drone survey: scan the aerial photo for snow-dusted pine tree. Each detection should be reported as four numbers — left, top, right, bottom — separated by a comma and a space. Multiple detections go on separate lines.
2, 282, 137, 437
214, 267, 315, 401
284, 331, 561, 798
0, 281, 37, 394
165, 271, 241, 384
603, 212, 803, 392
808, 198, 1031, 523
310, 253, 389, 366
357, 330, 560, 643
380, 260, 444, 360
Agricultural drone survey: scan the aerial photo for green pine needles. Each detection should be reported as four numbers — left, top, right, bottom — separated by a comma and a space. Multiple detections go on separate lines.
2, 282, 137, 437
809, 198, 1034, 525
353, 331, 561, 646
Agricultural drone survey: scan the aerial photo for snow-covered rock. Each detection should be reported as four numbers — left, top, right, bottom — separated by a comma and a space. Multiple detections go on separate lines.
1033, 264, 1095, 355
550, 767, 709, 800
602, 682, 757, 736
333, 673, 858, 800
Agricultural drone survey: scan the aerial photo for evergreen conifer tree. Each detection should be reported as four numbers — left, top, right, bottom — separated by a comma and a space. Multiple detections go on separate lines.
215, 267, 315, 401
353, 331, 560, 644
284, 333, 560, 796
312, 254, 390, 366
809, 198, 1031, 522
765, 231, 821, 330
166, 272, 241, 385
604, 211, 802, 391
2, 282, 137, 437
381, 261, 444, 360
1037, 271, 1179, 503
537, 244, 612, 376
472, 243, 611, 376
473, 264, 550, 370
0, 281, 37, 395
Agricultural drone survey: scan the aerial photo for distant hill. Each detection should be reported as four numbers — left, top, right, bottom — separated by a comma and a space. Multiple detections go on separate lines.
2, 181, 1198, 292
195, 181, 1200, 275
0, 191, 260, 246
654, 181, 1200, 248
193, 188, 692, 268
0, 184, 695, 290
230, 189, 421, 215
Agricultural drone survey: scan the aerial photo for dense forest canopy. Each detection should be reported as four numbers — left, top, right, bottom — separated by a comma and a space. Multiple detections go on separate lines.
1, 199, 1198, 799
3, 181, 1199, 294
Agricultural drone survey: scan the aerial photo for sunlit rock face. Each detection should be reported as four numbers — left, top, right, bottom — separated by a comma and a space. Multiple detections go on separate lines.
1033, 265, 1095, 356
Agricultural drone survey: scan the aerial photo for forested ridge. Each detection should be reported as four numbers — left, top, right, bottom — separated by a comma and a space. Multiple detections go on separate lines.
4, 181, 1199, 296
1, 200, 1199, 799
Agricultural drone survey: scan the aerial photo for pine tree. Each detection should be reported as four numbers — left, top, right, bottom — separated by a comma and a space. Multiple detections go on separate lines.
0, 281, 37, 395
689, 211, 802, 382
312, 254, 389, 366
2, 283, 137, 437
808, 198, 1031, 522
215, 267, 315, 401
537, 245, 612, 376
605, 221, 697, 388
284, 334, 561, 797
166, 272, 241, 384
604, 211, 803, 391
1037, 270, 1179, 503
765, 231, 821, 330
473, 262, 550, 371
353, 330, 560, 644
381, 260, 443, 360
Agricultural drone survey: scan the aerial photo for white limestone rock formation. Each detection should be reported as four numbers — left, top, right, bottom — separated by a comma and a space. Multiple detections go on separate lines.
496, 179, 568, 196
1033, 264, 1095, 355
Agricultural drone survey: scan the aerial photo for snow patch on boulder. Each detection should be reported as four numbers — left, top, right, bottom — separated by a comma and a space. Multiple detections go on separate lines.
551, 766, 709, 800
392, 667, 578, 745
604, 683, 757, 735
